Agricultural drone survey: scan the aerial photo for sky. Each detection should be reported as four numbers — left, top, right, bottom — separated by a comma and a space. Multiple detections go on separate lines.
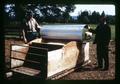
70, 4, 115, 16
5, 4, 115, 17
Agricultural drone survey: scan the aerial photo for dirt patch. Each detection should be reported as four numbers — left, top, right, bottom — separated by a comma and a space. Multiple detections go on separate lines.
5, 39, 115, 80
59, 41, 115, 80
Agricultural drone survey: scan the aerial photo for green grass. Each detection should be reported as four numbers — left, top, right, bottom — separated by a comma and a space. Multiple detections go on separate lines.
89, 24, 115, 40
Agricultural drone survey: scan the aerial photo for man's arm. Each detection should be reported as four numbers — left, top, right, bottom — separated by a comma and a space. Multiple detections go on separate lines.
21, 19, 28, 43
34, 18, 42, 29
107, 25, 111, 41
22, 29, 27, 43
34, 18, 42, 38
84, 25, 97, 34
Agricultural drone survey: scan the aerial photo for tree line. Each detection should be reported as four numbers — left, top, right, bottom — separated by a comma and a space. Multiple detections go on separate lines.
77, 10, 115, 24
4, 4, 115, 26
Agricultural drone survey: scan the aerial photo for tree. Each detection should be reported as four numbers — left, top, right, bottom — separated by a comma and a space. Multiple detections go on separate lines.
101, 11, 105, 17
4, 4, 76, 23
91, 11, 100, 24
106, 15, 115, 24
77, 10, 90, 24
4, 4, 15, 24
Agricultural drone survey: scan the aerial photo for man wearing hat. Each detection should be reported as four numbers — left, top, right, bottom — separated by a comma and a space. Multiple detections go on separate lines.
85, 16, 111, 70
22, 10, 41, 43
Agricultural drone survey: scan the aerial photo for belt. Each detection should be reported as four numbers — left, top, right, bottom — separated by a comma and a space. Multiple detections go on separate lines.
27, 31, 35, 33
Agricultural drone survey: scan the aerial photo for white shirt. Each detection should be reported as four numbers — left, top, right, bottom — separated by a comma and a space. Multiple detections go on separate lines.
26, 17, 41, 32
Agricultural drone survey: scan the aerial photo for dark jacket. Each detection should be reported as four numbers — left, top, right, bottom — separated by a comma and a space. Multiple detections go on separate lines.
89, 23, 111, 44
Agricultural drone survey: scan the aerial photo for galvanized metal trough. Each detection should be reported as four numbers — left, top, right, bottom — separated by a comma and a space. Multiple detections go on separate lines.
7, 25, 92, 80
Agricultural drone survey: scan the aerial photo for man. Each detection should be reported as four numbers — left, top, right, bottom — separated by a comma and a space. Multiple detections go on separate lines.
85, 16, 111, 70
22, 10, 41, 43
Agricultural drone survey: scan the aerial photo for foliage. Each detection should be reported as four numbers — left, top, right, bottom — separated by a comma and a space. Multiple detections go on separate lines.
4, 4, 75, 23
77, 10, 115, 24
4, 4, 115, 25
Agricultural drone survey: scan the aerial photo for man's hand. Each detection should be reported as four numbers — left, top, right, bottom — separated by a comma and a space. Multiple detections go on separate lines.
24, 38, 27, 44
37, 25, 42, 29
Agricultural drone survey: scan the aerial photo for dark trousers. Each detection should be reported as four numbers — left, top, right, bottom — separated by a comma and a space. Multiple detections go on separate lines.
96, 43, 109, 69
25, 32, 37, 42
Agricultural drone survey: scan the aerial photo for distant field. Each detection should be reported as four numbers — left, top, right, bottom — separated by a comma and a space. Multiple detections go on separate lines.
89, 24, 115, 40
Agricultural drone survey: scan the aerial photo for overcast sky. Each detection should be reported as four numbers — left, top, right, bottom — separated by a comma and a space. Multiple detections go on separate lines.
70, 4, 115, 16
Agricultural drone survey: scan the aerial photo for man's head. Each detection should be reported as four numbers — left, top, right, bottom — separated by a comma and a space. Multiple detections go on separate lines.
25, 10, 33, 20
99, 16, 107, 24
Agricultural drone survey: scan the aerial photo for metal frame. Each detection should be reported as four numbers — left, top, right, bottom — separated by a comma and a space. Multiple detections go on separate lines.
9, 42, 89, 80
10, 43, 48, 79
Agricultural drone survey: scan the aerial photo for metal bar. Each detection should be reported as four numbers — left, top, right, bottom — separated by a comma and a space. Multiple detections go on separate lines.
11, 57, 41, 64
5, 48, 10, 50
11, 44, 48, 51
47, 63, 82, 80
10, 44, 12, 69
10, 43, 48, 79
11, 50, 46, 57
10, 65, 23, 69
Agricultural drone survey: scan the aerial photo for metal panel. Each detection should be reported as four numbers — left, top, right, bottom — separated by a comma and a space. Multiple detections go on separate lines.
9, 40, 90, 79
40, 25, 86, 40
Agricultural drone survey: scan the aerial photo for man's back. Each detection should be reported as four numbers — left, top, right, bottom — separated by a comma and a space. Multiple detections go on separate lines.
95, 23, 111, 44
